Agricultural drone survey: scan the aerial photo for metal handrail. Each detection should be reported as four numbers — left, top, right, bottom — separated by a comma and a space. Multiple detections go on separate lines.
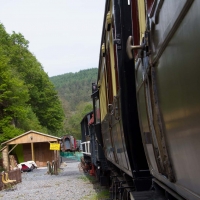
81, 141, 91, 155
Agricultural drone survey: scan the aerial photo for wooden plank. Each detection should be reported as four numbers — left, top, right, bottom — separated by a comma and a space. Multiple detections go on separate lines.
34, 142, 54, 167
7, 132, 59, 145
8, 144, 18, 154
31, 143, 35, 161
23, 144, 32, 162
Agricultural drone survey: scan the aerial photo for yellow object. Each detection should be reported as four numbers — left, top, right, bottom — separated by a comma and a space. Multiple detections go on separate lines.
137, 0, 146, 43
5, 172, 16, 184
50, 143, 60, 150
105, 11, 112, 31
99, 68, 107, 121
1, 172, 11, 188
109, 31, 117, 96
101, 43, 105, 56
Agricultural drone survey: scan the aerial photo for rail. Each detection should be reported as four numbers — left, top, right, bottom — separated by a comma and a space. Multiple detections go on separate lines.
81, 141, 91, 155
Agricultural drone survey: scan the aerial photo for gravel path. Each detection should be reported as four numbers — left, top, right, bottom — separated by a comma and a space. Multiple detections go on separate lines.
0, 158, 97, 200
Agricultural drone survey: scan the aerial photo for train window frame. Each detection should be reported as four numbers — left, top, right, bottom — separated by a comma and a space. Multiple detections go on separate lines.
91, 90, 101, 124
95, 98, 101, 124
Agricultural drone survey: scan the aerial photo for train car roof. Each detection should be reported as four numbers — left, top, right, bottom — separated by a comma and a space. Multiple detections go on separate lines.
80, 111, 93, 124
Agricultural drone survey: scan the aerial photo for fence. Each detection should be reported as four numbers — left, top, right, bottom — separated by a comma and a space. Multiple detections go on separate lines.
0, 168, 21, 190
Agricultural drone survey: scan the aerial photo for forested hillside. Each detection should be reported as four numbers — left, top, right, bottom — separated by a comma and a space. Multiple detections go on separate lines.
50, 68, 98, 111
50, 68, 98, 139
0, 23, 64, 143
0, 22, 98, 142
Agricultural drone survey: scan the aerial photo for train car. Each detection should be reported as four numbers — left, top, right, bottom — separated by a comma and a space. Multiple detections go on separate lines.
132, 0, 200, 200
60, 135, 76, 152
90, 0, 152, 198
88, 0, 200, 199
76, 140, 82, 152
80, 111, 93, 167
80, 111, 109, 185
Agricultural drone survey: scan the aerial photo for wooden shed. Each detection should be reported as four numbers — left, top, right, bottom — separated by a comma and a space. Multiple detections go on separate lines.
1, 130, 60, 170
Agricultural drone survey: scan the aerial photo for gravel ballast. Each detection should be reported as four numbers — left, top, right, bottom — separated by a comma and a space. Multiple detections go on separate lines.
0, 159, 97, 200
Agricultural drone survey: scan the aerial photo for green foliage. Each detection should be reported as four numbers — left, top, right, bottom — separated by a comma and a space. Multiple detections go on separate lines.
0, 23, 64, 143
8, 31, 65, 133
50, 69, 97, 138
0, 125, 24, 144
66, 102, 93, 139
17, 106, 47, 133
0, 33, 30, 141
84, 189, 110, 200
50, 68, 97, 111
79, 175, 109, 200
0, 22, 96, 143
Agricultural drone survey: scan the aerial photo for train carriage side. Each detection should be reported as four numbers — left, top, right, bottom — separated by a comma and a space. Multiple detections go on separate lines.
80, 112, 93, 169
129, 0, 200, 199
92, 0, 152, 194
80, 111, 108, 182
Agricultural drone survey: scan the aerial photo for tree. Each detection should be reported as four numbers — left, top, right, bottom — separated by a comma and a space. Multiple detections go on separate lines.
67, 102, 93, 139
9, 31, 65, 133
0, 23, 65, 142
0, 46, 29, 143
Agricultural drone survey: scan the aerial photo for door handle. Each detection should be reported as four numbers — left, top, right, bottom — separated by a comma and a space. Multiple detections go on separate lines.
126, 36, 144, 59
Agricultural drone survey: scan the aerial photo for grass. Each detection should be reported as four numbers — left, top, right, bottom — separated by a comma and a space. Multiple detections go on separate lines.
79, 175, 109, 200
78, 175, 97, 183
85, 189, 109, 200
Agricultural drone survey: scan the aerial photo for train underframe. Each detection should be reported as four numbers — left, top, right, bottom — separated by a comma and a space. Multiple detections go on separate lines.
82, 154, 185, 200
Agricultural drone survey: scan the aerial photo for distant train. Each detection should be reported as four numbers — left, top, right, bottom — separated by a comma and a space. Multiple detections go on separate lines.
81, 0, 200, 199
60, 135, 82, 152
81, 112, 108, 180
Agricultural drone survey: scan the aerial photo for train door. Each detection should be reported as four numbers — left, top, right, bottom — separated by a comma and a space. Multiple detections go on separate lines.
99, 43, 117, 163
128, 0, 175, 182
105, 0, 133, 172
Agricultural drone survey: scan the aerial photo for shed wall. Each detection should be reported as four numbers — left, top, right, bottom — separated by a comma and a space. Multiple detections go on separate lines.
35, 142, 54, 167
22, 142, 55, 167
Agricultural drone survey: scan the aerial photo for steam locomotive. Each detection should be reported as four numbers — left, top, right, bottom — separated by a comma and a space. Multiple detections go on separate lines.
81, 0, 200, 199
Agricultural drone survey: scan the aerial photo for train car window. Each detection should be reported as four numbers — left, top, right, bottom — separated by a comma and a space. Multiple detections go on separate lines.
146, 0, 155, 14
109, 30, 117, 97
131, 0, 140, 49
95, 99, 101, 124
104, 0, 120, 106
99, 63, 108, 121
114, 40, 119, 92
111, 17, 119, 95
98, 57, 108, 121
105, 45, 113, 104
85, 118, 89, 136
103, 62, 108, 109
131, 0, 146, 55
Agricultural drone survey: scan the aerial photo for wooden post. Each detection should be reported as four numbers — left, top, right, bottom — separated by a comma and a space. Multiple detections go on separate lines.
3, 145, 9, 171
54, 150, 56, 161
54, 142, 58, 175
55, 150, 59, 175
31, 143, 35, 161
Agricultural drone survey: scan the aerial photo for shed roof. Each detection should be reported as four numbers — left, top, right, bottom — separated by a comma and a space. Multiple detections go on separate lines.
1, 130, 61, 145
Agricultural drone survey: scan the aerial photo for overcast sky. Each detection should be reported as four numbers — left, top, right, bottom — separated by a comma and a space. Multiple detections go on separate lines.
0, 0, 105, 77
